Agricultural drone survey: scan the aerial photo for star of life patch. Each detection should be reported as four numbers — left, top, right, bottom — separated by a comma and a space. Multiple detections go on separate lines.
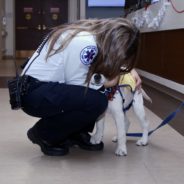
80, 46, 98, 65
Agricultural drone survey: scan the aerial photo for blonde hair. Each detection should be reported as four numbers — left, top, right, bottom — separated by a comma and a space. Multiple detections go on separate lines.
47, 18, 140, 83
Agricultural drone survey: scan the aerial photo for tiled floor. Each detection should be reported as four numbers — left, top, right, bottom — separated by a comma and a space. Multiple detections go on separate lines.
1, 88, 184, 184
1, 59, 184, 184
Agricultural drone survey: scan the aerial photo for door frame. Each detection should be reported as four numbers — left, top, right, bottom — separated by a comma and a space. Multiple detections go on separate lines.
0, 0, 8, 59
79, 0, 86, 19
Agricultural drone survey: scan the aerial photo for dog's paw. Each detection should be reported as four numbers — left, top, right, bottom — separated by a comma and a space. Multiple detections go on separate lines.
90, 134, 103, 144
112, 136, 118, 143
136, 138, 148, 146
115, 146, 127, 156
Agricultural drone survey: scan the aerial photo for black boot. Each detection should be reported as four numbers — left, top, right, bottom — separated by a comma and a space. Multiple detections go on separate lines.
70, 132, 104, 151
27, 128, 69, 156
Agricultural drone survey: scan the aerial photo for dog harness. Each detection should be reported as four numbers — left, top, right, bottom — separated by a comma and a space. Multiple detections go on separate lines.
105, 73, 136, 112
119, 73, 136, 111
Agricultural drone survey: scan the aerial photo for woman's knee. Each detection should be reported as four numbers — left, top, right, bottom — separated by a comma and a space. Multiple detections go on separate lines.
85, 89, 108, 116
97, 93, 108, 114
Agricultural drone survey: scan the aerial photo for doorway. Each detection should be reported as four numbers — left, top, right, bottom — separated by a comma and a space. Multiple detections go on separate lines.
15, 0, 68, 58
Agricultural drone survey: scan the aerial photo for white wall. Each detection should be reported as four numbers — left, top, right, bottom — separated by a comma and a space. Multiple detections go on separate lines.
127, 0, 184, 32
5, 0, 14, 57
80, 0, 86, 19
0, 0, 2, 59
159, 0, 184, 31
68, 0, 79, 22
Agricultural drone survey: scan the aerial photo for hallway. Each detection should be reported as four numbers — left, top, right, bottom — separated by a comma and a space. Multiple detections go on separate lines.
0, 59, 184, 184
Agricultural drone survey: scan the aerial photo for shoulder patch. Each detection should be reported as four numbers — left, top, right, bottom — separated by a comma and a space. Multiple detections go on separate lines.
80, 46, 98, 65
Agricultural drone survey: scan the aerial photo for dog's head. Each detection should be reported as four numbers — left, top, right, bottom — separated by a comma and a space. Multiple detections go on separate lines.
89, 73, 106, 90
94, 74, 102, 85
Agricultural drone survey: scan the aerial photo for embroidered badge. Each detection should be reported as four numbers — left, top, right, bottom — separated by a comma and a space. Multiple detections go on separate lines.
80, 46, 98, 65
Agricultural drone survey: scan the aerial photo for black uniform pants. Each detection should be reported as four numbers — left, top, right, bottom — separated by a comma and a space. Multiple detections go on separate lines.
21, 76, 108, 144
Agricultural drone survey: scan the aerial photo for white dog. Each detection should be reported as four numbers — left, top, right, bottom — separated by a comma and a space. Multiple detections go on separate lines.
90, 73, 152, 156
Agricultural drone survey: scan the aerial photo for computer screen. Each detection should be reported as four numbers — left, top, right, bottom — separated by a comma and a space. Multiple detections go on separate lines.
88, 0, 125, 7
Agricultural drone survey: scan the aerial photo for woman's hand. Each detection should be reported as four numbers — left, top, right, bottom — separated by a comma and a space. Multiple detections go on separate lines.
104, 75, 120, 88
130, 69, 142, 90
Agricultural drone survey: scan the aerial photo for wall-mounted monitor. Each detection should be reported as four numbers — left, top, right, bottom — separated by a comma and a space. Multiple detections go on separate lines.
151, 0, 160, 4
88, 0, 125, 7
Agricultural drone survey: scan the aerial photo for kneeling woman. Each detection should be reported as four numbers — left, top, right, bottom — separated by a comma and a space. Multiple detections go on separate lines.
21, 17, 140, 156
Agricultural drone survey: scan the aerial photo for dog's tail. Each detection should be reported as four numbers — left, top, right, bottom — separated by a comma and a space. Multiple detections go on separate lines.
141, 89, 152, 103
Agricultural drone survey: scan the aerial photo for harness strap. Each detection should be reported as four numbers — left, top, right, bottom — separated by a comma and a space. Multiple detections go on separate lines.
117, 84, 135, 112
118, 84, 134, 93
104, 86, 118, 100
123, 100, 134, 112
126, 101, 184, 137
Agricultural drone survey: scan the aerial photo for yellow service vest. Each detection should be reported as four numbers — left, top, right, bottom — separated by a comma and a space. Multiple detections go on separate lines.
119, 73, 136, 91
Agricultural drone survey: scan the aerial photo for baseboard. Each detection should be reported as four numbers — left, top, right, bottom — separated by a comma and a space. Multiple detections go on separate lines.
142, 81, 184, 136
142, 77, 184, 102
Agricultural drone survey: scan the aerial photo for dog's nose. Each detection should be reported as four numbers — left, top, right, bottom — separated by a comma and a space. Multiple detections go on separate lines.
94, 74, 102, 84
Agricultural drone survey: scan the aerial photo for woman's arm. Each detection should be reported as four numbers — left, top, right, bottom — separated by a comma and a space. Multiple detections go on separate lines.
130, 69, 142, 90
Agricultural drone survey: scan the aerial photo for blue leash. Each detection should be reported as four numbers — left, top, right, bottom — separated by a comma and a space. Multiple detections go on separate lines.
126, 101, 184, 137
